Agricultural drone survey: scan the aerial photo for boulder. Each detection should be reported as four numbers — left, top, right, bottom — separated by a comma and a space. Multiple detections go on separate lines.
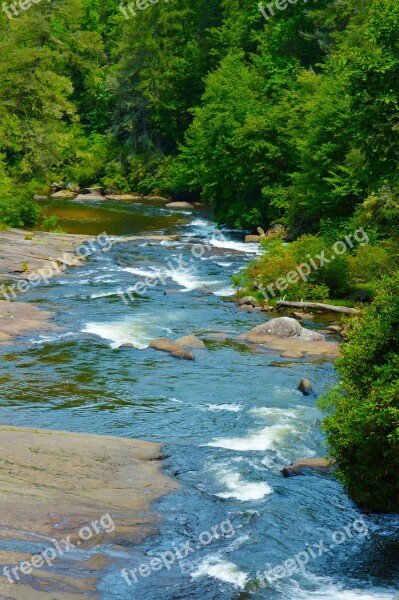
176, 334, 206, 349
51, 190, 76, 198
265, 224, 287, 239
145, 195, 170, 202
150, 338, 195, 360
202, 332, 229, 341
171, 348, 195, 360
239, 304, 254, 311
165, 201, 193, 209
105, 194, 143, 201
74, 193, 105, 202
118, 343, 135, 348
245, 317, 302, 340
33, 195, 48, 201
261, 304, 274, 312
257, 227, 266, 237
245, 234, 260, 243
327, 325, 343, 333
237, 296, 261, 308
292, 311, 313, 321
281, 458, 335, 478
233, 317, 336, 358
83, 187, 103, 194
298, 378, 313, 396
50, 182, 64, 191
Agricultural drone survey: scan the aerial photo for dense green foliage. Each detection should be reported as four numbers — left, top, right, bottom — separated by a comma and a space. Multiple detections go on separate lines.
319, 275, 399, 512
1, 0, 399, 231
0, 0, 398, 511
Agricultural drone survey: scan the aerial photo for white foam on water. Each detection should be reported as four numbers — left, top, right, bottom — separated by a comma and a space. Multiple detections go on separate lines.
208, 238, 261, 254
215, 470, 272, 501
81, 316, 155, 349
206, 424, 294, 451
191, 557, 248, 589
189, 219, 211, 227
212, 285, 235, 296
250, 407, 302, 421
275, 574, 396, 600
200, 403, 242, 412
90, 291, 120, 299
124, 264, 221, 293
216, 262, 233, 267
124, 267, 163, 279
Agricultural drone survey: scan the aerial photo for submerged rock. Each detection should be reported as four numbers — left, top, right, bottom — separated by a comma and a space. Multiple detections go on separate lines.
281, 458, 335, 477
298, 378, 314, 396
150, 337, 195, 360
176, 334, 206, 349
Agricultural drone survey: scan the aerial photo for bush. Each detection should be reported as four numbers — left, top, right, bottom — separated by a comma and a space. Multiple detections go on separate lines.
319, 274, 399, 511
0, 192, 40, 228
238, 234, 350, 302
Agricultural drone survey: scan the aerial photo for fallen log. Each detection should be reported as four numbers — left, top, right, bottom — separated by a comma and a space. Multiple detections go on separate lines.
276, 301, 361, 315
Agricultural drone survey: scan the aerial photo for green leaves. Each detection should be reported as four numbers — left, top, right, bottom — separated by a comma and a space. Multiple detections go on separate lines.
320, 274, 399, 511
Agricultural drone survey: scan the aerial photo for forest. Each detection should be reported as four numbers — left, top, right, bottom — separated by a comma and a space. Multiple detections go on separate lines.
1, 0, 399, 511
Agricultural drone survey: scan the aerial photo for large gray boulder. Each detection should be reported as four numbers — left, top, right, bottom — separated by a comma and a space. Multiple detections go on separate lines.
236, 317, 325, 343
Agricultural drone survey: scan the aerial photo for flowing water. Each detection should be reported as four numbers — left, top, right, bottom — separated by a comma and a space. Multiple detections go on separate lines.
1, 198, 398, 599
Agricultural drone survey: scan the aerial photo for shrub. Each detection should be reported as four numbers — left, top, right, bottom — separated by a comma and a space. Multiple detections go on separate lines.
238, 234, 350, 301
319, 274, 399, 511
0, 194, 40, 228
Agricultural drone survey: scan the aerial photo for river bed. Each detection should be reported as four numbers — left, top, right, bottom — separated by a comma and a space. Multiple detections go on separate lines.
1, 198, 398, 599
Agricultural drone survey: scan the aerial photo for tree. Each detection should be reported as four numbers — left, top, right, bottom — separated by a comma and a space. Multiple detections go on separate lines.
319, 274, 399, 512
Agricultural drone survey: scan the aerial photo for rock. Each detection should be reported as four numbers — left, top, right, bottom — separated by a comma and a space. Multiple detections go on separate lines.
234, 317, 337, 358
239, 304, 254, 311
50, 182, 64, 191
33, 195, 48, 200
74, 193, 106, 202
202, 332, 229, 341
281, 458, 335, 477
299, 327, 325, 342
265, 224, 287, 239
245, 234, 260, 243
246, 317, 302, 340
257, 227, 266, 237
118, 343, 135, 348
298, 378, 313, 396
280, 350, 303, 358
103, 188, 116, 195
235, 317, 325, 342
83, 187, 103, 194
292, 311, 313, 321
145, 195, 170, 202
51, 190, 76, 198
237, 296, 261, 308
150, 338, 195, 360
171, 348, 195, 360
261, 304, 274, 312
165, 201, 193, 209
105, 194, 143, 201
176, 334, 206, 349
327, 325, 343, 333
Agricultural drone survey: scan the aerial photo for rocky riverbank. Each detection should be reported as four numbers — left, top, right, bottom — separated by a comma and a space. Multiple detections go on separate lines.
0, 426, 178, 599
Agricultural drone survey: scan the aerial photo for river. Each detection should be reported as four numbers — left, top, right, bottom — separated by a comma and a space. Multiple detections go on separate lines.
0, 198, 398, 599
